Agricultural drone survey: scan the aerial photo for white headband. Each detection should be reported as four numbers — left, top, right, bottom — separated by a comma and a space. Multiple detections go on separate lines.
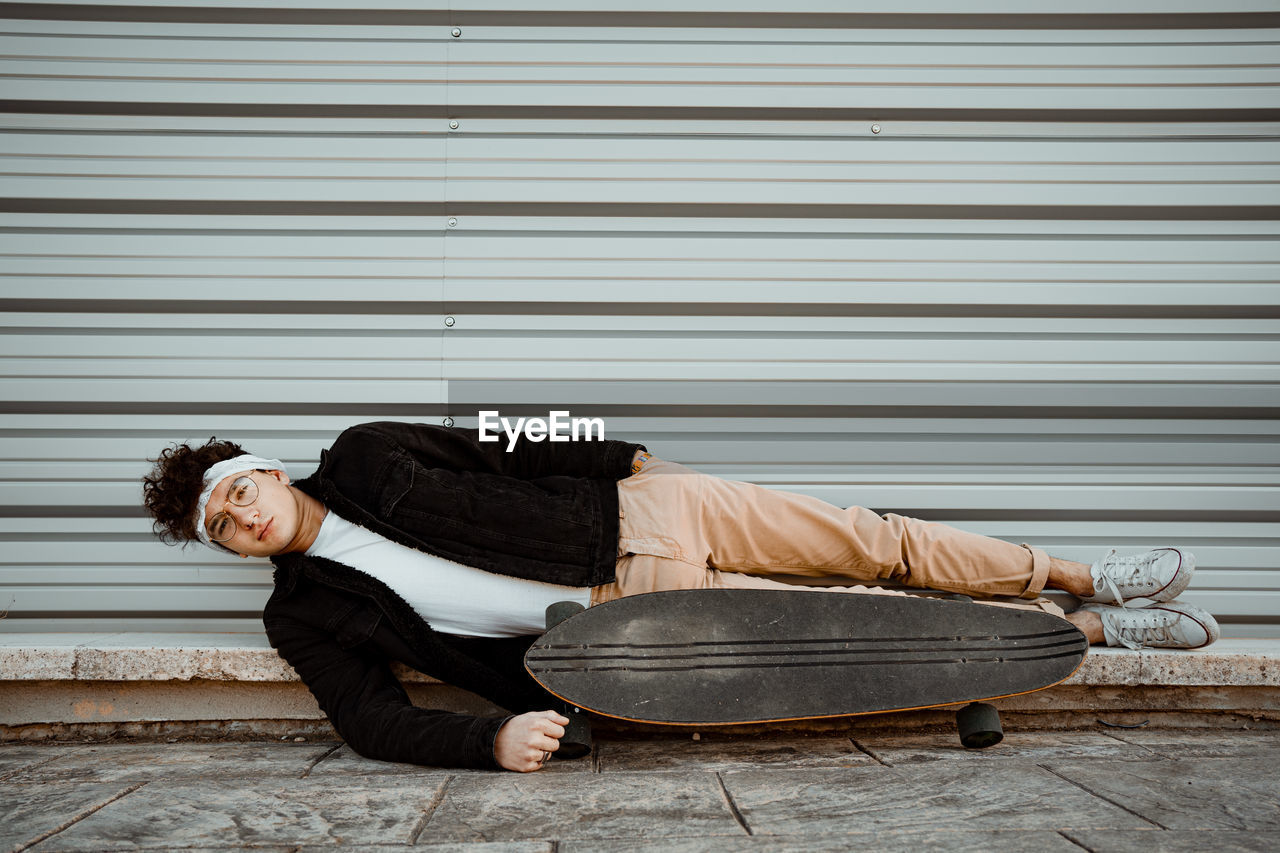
193, 454, 288, 550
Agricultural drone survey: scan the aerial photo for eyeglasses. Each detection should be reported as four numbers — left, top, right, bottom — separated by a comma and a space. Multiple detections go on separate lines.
207, 475, 259, 543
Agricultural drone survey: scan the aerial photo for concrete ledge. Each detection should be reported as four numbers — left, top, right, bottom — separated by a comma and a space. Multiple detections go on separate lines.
1, 634, 1277, 734
0, 633, 439, 684
3, 634, 1277, 687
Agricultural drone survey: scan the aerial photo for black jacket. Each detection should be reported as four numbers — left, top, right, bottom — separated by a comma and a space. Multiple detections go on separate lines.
262, 421, 646, 769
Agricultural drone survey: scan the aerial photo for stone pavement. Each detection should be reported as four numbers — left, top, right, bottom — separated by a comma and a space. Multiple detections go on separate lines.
2, 728, 1278, 852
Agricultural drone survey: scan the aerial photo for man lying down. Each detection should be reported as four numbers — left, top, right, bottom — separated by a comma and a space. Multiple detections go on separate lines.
142, 421, 1217, 771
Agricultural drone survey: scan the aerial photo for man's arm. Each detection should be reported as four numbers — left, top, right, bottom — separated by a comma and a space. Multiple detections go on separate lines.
265, 615, 505, 769
340, 421, 645, 482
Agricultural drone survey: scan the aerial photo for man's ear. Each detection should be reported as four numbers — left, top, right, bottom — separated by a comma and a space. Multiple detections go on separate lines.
266, 468, 291, 486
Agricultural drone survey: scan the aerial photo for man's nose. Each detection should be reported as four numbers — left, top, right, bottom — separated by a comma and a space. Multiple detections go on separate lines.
227, 504, 257, 527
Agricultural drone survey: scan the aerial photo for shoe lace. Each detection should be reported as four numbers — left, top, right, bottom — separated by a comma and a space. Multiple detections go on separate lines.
1096, 549, 1162, 608
1111, 611, 1177, 651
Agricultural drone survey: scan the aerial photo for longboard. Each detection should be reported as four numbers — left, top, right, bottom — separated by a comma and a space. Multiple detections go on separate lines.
526, 589, 1088, 731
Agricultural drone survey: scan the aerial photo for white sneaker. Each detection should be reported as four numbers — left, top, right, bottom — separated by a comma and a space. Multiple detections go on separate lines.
1080, 601, 1220, 650
1082, 547, 1194, 608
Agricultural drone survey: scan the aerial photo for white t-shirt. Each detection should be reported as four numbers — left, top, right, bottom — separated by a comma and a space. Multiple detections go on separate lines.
305, 512, 593, 638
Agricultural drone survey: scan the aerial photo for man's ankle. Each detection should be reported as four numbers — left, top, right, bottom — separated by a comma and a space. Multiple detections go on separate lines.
1065, 608, 1105, 644
1048, 556, 1094, 598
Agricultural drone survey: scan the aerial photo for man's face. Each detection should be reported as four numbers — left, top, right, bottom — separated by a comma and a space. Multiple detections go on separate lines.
202, 469, 298, 558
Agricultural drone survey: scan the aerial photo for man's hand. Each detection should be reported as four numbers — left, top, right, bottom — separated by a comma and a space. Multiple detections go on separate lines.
494, 710, 569, 772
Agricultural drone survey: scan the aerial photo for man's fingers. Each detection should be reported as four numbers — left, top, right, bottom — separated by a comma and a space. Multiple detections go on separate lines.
536, 715, 570, 730
534, 720, 566, 740
525, 746, 553, 771
514, 746, 552, 773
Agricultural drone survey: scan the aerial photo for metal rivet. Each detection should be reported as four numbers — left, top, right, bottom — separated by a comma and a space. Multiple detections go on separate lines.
449, 120, 459, 130
871, 124, 881, 134
444, 316, 455, 327
451, 28, 461, 38
447, 217, 457, 227
443, 416, 455, 427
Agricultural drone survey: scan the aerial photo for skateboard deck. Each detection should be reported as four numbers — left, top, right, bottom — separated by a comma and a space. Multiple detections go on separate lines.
525, 589, 1088, 725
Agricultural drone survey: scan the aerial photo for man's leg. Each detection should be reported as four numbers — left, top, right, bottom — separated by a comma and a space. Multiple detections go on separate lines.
1064, 607, 1105, 644
1047, 556, 1094, 598
594, 555, 1106, 644
595, 552, 945, 603
1044, 557, 1108, 643
618, 459, 1053, 601
611, 462, 1199, 648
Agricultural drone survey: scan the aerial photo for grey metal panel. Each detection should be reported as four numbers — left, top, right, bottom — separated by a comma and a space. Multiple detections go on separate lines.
443, 52, 1277, 114
1, 2, 1277, 639
444, 137, 1280, 208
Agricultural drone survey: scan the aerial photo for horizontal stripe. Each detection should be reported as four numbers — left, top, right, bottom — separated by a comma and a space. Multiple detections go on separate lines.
4, 300, 1280, 320
5, 102, 1280, 123
5, 198, 1280, 220
4, 6, 1280, 30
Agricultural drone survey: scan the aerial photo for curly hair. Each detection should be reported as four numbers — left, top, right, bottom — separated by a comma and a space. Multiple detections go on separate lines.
142, 438, 247, 545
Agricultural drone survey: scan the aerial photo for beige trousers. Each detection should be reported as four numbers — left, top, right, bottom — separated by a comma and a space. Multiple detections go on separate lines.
590, 458, 1065, 620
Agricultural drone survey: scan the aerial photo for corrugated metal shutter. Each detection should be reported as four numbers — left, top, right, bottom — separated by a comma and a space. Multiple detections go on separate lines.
2, 2, 1277, 637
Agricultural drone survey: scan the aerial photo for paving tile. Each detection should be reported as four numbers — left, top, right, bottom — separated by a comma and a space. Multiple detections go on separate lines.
307, 744, 587, 778
7, 733, 1274, 850
22, 778, 447, 850
1098, 729, 1280, 759
421, 772, 744, 842
1, 781, 140, 852
595, 737, 872, 773
563, 829, 1086, 853
296, 840, 552, 845
4, 742, 336, 782
304, 744, 459, 779
500, 754, 594, 775
0, 744, 73, 778
1064, 830, 1280, 852
720, 764, 1156, 835
1043, 756, 1280, 830
853, 731, 1154, 766
34, 847, 296, 853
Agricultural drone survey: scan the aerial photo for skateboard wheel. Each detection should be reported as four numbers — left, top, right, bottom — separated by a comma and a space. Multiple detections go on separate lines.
956, 702, 1003, 749
542, 602, 593, 759
546, 601, 586, 630
558, 713, 593, 759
